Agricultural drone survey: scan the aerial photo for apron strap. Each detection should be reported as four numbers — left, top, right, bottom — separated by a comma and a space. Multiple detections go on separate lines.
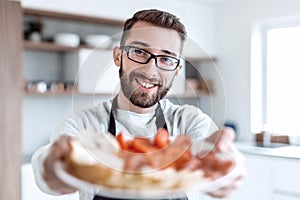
108, 96, 118, 135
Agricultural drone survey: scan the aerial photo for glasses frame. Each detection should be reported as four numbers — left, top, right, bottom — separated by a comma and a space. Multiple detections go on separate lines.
120, 45, 180, 71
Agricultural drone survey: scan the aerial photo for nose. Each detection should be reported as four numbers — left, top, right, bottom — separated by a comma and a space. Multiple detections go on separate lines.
141, 57, 160, 78
147, 56, 157, 68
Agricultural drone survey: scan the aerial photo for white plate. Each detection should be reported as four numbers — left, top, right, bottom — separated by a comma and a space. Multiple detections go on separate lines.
54, 142, 240, 199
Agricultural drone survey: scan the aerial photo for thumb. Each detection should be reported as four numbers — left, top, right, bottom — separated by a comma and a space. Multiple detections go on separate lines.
215, 127, 235, 152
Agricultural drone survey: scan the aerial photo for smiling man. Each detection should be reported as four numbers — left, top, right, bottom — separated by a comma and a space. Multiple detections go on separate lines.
32, 9, 245, 200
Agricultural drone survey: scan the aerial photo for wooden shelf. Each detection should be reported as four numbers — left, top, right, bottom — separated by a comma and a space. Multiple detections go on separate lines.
24, 41, 79, 52
23, 91, 74, 96
23, 41, 112, 52
23, 90, 114, 97
23, 8, 124, 26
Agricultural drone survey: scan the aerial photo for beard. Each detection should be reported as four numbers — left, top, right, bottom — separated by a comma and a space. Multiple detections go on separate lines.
119, 67, 172, 108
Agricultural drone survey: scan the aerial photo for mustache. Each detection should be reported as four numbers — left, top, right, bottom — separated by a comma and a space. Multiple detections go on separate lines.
130, 72, 163, 86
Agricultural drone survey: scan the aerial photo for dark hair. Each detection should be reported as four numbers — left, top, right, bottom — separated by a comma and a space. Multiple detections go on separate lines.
120, 9, 187, 47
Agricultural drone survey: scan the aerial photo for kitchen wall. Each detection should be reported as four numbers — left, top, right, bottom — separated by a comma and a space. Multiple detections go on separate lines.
213, 0, 300, 140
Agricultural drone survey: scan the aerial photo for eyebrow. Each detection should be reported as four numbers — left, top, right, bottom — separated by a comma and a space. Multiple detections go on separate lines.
129, 41, 179, 57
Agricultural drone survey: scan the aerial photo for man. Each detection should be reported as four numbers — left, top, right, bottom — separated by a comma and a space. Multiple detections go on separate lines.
32, 9, 245, 200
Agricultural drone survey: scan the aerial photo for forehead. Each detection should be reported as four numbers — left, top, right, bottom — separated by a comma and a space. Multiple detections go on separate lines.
124, 21, 182, 55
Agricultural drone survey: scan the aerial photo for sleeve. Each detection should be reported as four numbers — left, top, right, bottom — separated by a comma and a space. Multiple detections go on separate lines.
178, 105, 219, 140
50, 113, 82, 141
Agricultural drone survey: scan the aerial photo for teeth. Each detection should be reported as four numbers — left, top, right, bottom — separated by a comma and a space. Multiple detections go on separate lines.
139, 80, 155, 88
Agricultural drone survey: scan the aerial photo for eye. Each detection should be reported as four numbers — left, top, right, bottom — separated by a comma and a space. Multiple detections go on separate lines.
160, 56, 177, 66
130, 48, 147, 56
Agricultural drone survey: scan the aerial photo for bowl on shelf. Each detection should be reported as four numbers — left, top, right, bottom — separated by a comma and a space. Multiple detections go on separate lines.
84, 34, 112, 49
54, 33, 80, 47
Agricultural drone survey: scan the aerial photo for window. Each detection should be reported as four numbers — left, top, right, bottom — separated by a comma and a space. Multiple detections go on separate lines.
251, 18, 300, 136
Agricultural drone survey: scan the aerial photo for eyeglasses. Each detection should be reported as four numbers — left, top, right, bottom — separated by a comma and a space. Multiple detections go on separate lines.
120, 46, 180, 71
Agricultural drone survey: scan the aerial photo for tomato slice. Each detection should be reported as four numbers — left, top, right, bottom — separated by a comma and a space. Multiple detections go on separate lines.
131, 137, 159, 153
163, 150, 192, 170
154, 128, 170, 148
116, 132, 130, 150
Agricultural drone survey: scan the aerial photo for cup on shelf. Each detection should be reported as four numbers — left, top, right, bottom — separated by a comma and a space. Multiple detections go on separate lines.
64, 82, 75, 93
36, 81, 47, 93
49, 81, 65, 93
25, 80, 47, 93
29, 32, 42, 42
25, 81, 36, 93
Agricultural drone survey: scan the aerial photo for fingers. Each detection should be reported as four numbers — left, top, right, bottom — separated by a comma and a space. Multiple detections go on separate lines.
213, 127, 236, 152
43, 172, 77, 194
223, 127, 236, 142
207, 187, 232, 198
207, 159, 247, 198
207, 174, 245, 198
43, 134, 77, 194
52, 135, 73, 160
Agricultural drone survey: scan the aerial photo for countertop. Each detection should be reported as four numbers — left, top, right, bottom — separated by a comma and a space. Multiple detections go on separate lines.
235, 141, 300, 159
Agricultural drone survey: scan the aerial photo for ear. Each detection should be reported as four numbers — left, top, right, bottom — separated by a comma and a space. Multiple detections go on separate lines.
175, 65, 183, 75
113, 47, 122, 67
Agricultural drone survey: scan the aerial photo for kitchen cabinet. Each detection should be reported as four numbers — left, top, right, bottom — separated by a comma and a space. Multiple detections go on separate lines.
229, 154, 273, 200
227, 153, 300, 200
272, 158, 300, 199
273, 193, 300, 200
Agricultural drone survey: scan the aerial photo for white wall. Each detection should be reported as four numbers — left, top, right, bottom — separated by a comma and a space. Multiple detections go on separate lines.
214, 0, 300, 140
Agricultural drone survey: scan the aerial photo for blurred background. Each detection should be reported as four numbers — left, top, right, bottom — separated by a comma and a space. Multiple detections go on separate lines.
1, 0, 300, 199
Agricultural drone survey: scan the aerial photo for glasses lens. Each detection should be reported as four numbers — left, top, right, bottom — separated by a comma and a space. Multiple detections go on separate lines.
127, 47, 151, 63
156, 56, 179, 71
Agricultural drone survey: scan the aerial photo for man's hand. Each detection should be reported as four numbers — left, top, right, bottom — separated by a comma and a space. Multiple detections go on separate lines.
205, 127, 246, 198
43, 134, 77, 194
